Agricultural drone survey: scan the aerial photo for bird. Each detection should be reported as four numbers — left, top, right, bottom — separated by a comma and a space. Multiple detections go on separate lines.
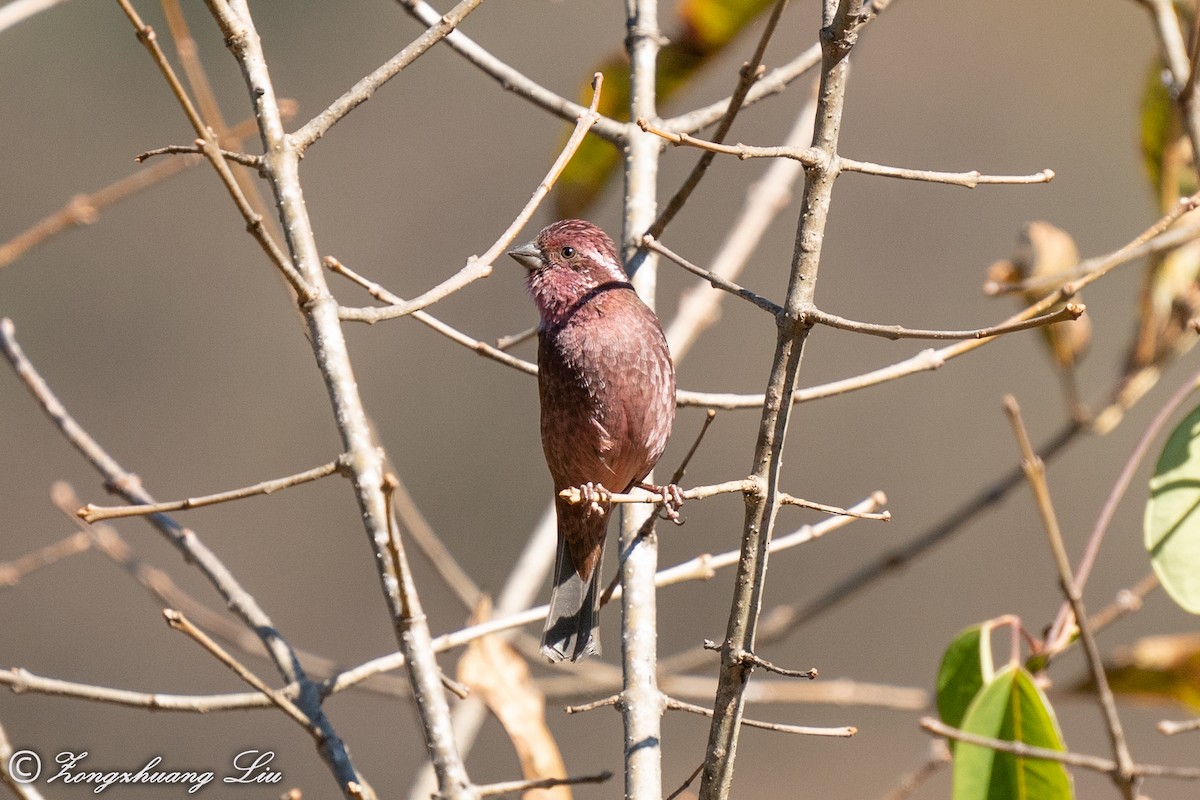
508, 219, 677, 662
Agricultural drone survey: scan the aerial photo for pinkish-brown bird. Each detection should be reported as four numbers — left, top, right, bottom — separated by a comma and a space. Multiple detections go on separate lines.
508, 219, 676, 662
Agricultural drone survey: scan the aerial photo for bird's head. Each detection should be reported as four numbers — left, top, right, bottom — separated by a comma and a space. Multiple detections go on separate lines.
508, 220, 629, 327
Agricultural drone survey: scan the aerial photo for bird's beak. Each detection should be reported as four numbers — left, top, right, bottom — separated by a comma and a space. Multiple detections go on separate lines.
507, 241, 542, 272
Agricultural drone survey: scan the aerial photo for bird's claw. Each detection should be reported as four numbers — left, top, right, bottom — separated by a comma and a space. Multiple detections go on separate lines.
577, 481, 611, 518
659, 483, 685, 525
637, 481, 685, 524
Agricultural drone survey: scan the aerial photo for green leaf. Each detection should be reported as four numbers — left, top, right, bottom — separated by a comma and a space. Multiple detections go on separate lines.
937, 625, 987, 734
952, 665, 1073, 800
1145, 402, 1200, 613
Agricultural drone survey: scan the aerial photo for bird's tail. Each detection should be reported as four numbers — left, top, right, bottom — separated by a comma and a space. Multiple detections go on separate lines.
541, 536, 605, 662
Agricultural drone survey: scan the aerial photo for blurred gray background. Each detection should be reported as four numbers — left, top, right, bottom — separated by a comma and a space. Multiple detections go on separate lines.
2, 1, 1197, 797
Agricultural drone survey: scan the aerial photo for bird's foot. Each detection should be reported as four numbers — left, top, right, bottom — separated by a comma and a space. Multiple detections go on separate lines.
637, 481, 685, 525
576, 481, 612, 519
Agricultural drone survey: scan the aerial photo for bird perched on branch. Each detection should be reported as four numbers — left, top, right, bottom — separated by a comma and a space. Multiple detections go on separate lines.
508, 219, 677, 662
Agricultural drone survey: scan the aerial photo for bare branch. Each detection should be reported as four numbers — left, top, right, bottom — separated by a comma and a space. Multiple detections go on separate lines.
135, 141, 262, 169
560, 478, 753, 506
199, 1, 474, 793
645, 234, 782, 315
78, 456, 346, 522
0, 713, 46, 800
1158, 717, 1200, 736
664, 97, 816, 360
394, 0, 625, 143
921, 717, 1200, 780
338, 74, 604, 323
0, 110, 291, 270
677, 190, 1200, 410
648, 0, 789, 237
115, 0, 307, 295
163, 609, 320, 735
474, 772, 613, 798
806, 303, 1084, 340
294, 0, 487, 152
1045, 367, 1200, 654
666, 695, 855, 737
700, 4, 863, 794
778, 493, 891, 520
664, 0, 899, 134
1004, 396, 1137, 797
559, 478, 890, 522
639, 119, 1054, 188
328, 256, 537, 375
0, 531, 91, 588
701, 640, 818, 679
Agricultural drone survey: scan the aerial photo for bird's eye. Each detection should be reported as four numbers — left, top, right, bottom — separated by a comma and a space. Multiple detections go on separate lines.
560, 246, 576, 259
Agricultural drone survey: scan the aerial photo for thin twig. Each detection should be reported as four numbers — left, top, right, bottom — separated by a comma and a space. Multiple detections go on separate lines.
647, 0, 789, 238
78, 456, 346, 522
294, 0, 487, 152
135, 141, 262, 169
645, 234, 782, 315
561, 478, 752, 507
0, 531, 91, 588
202, 1, 471, 794
701, 640, 817, 678
650, 233, 1085, 339
338, 74, 604, 324
560, 479, 889, 523
0, 110, 291, 270
394, 0, 625, 143
159, 0, 276, 235
665, 695, 854, 737
1004, 396, 1138, 798
666, 763, 705, 800
563, 694, 619, 714
639, 119, 1055, 187
806, 304, 1084, 340
880, 742, 951, 800
664, 95, 817, 359
921, 717, 1200, 780
327, 257, 537, 375
678, 193, 1200, 409
474, 772, 612, 798
494, 326, 537, 351
664, 0, 897, 134
1045, 366, 1200, 654
778, 493, 891, 520
1158, 717, 1200, 736
116, 0, 307, 295
1087, 573, 1160, 635
0, 498, 884, 716
163, 609, 319, 734
700, 5, 863, 795
0, 713, 46, 800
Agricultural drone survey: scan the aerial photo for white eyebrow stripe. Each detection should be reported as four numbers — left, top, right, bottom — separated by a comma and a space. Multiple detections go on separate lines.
582, 245, 624, 280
